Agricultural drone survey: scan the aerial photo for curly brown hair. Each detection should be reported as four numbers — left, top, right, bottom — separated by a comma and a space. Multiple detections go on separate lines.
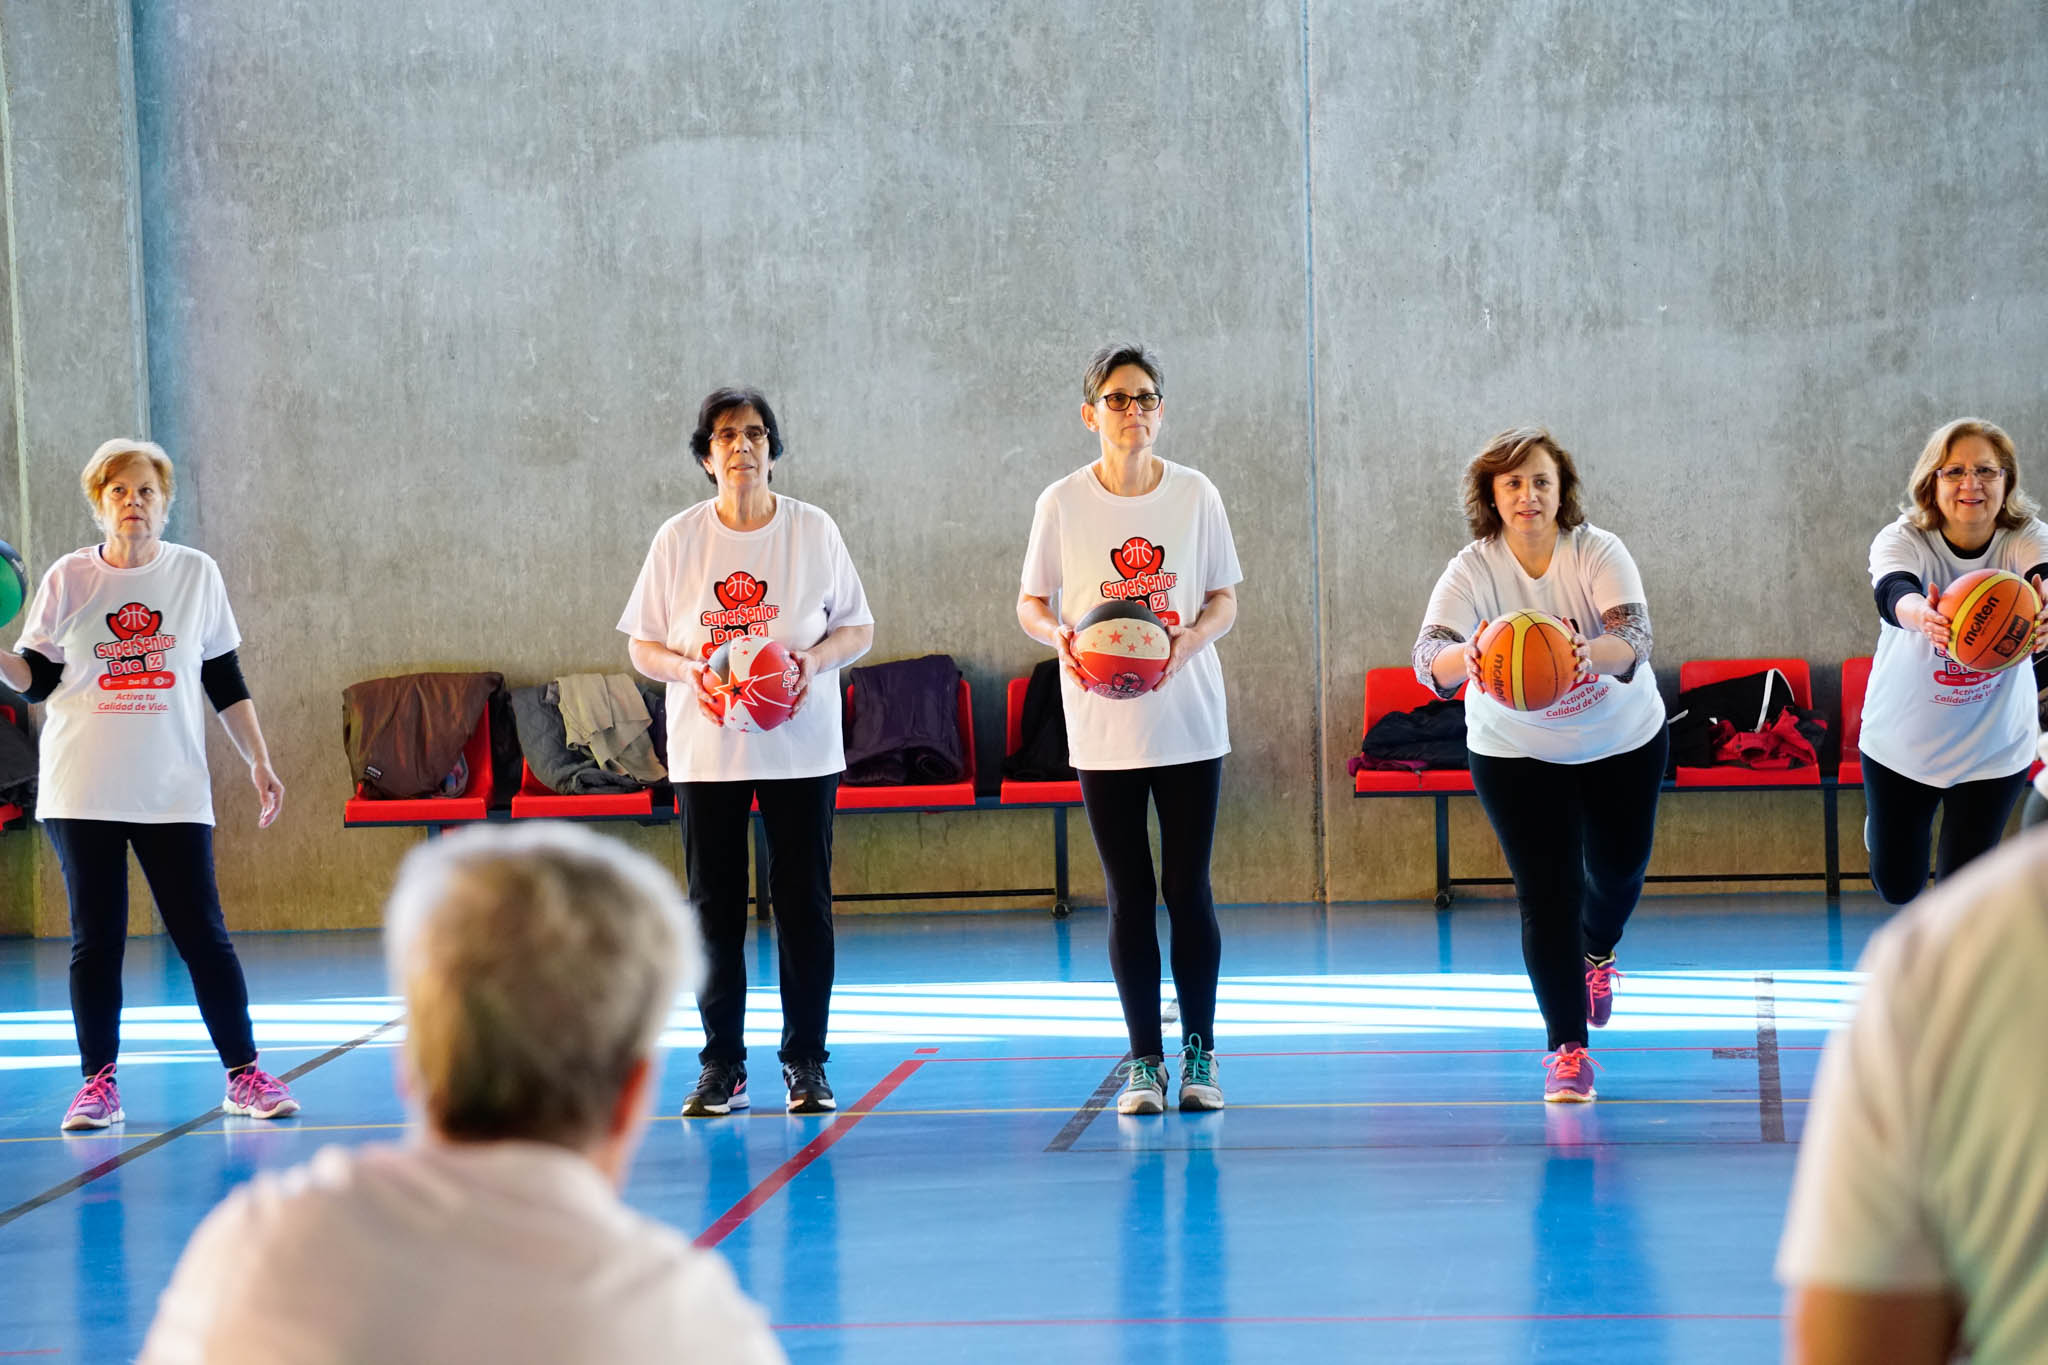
1460, 426, 1585, 541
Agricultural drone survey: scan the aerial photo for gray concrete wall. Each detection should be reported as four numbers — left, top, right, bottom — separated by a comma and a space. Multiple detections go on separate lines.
2, 1, 2042, 931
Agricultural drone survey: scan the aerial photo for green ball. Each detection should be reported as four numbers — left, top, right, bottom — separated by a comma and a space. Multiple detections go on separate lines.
0, 539, 25, 624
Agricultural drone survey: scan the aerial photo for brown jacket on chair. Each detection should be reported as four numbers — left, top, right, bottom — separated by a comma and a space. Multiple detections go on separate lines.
342, 672, 501, 800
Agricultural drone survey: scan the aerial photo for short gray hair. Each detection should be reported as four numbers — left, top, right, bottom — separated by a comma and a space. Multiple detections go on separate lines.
1082, 342, 1164, 403
383, 823, 700, 1148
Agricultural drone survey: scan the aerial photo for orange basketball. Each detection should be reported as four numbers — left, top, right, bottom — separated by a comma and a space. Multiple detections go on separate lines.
1937, 569, 2040, 674
1476, 610, 1578, 712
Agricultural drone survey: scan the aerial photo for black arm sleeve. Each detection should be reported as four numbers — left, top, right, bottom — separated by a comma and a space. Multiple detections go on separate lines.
17, 648, 62, 704
1873, 571, 1922, 628
200, 650, 252, 713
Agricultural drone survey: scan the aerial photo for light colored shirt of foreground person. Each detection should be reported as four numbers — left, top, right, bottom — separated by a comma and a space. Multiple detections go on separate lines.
138, 1134, 785, 1364
1778, 829, 2048, 1364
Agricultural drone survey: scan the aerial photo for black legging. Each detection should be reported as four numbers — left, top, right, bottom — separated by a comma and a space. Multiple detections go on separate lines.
45, 819, 258, 1076
680, 774, 838, 1065
1860, 752, 2029, 905
1468, 728, 1667, 1051
1076, 757, 1224, 1058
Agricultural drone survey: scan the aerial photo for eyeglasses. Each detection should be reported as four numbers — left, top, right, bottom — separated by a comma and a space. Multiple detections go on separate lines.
710, 426, 769, 450
1097, 391, 1162, 413
1936, 464, 2005, 484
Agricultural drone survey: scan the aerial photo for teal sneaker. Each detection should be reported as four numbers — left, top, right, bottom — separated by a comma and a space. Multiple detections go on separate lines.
1115, 1055, 1167, 1115
1178, 1036, 1224, 1111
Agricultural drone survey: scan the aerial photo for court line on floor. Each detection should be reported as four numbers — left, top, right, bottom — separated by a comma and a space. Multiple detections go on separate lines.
1755, 973, 1785, 1142
0, 1092, 1810, 1148
693, 1053, 928, 1249
929, 1044, 1824, 1063
775, 1310, 1782, 1331
1045, 1053, 1131, 1152
0, 1017, 401, 1230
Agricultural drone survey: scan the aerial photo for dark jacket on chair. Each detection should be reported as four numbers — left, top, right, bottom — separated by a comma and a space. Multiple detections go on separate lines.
843, 655, 966, 786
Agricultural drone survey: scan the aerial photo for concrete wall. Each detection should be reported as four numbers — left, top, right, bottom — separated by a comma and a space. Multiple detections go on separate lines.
1, 1, 2042, 931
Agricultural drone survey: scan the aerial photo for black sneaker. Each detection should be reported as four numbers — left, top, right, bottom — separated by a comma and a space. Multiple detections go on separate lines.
681, 1060, 749, 1117
783, 1059, 837, 1114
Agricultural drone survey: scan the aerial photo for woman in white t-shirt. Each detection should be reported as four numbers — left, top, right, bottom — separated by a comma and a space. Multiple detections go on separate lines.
1017, 343, 1242, 1117
620, 388, 873, 1119
1, 439, 298, 1132
1858, 418, 2048, 904
1413, 427, 1667, 1103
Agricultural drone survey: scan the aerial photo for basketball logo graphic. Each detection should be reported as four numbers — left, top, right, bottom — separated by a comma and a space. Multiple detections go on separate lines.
107, 602, 162, 640
713, 572, 768, 611
1111, 538, 1164, 581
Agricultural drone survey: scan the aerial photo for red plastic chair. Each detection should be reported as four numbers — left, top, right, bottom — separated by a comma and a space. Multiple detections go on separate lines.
998, 677, 1083, 805
508, 759, 656, 819
1354, 667, 1473, 793
1673, 658, 1819, 787
342, 708, 494, 827
1838, 657, 1872, 786
836, 678, 977, 810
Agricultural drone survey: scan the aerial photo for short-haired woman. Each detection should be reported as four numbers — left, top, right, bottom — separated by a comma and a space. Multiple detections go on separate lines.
0, 438, 297, 1130
1412, 427, 1666, 1102
1858, 418, 2048, 903
621, 388, 873, 1117
1017, 343, 1242, 1115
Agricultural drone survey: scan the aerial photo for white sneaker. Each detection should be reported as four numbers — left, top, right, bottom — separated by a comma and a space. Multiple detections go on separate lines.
1115, 1056, 1166, 1115
1178, 1038, 1224, 1111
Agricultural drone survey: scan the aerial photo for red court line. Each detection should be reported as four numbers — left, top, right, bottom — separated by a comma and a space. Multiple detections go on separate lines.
776, 1311, 1780, 1331
928, 1045, 1823, 1063
693, 1056, 927, 1249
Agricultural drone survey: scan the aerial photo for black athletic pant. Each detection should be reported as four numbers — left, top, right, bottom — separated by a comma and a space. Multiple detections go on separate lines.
45, 819, 258, 1077
681, 774, 838, 1066
1468, 728, 1667, 1051
1076, 757, 1224, 1059
1860, 752, 2029, 905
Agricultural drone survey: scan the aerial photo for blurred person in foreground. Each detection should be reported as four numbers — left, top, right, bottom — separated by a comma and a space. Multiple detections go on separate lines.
138, 822, 787, 1364
1778, 827, 2048, 1364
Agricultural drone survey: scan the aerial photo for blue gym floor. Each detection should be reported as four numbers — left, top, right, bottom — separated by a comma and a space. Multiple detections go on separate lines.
0, 897, 1882, 1362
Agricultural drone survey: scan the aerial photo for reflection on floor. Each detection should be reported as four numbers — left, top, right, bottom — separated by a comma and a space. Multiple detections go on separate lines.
0, 896, 1884, 1362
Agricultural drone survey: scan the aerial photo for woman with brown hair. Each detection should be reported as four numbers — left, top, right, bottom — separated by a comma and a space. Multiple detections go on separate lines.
1412, 427, 1665, 1102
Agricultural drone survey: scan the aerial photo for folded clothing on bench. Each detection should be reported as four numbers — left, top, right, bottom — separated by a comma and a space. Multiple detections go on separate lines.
512, 678, 668, 795
844, 654, 965, 786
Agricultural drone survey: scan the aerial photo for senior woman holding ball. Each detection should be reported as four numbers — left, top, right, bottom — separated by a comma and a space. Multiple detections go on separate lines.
1017, 342, 1241, 1118
621, 387, 872, 1119
0, 438, 296, 1131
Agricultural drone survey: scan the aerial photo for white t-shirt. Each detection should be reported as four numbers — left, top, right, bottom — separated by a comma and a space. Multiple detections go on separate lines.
1776, 830, 2048, 1364
1859, 515, 2048, 788
619, 497, 872, 784
1020, 460, 1243, 771
1421, 526, 1665, 764
137, 1138, 787, 1365
13, 542, 241, 824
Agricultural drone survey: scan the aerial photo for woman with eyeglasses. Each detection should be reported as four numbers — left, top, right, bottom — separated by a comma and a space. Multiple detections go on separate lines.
1858, 418, 2048, 904
620, 387, 873, 1118
1017, 342, 1242, 1116
1411, 427, 1666, 1103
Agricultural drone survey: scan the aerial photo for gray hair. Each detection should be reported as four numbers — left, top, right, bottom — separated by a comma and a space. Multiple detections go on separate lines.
383, 822, 700, 1148
1082, 342, 1164, 403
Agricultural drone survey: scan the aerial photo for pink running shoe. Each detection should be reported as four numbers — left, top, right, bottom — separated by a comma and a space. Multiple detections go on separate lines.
1585, 956, 1622, 1028
61, 1065, 124, 1131
1543, 1044, 1600, 1103
223, 1065, 300, 1120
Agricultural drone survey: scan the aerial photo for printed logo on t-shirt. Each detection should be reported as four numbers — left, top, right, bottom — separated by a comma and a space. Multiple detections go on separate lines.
93, 600, 177, 708
1101, 537, 1181, 626
1928, 652, 2001, 705
1536, 614, 1609, 720
698, 570, 783, 657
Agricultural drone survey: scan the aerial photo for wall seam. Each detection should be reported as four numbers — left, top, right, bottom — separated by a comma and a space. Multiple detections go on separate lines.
1299, 0, 1327, 901
0, 8, 31, 565
116, 0, 148, 436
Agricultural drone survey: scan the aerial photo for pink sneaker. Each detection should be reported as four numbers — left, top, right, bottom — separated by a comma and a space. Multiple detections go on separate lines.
61, 1065, 124, 1131
223, 1065, 300, 1120
1585, 956, 1622, 1028
1543, 1044, 1599, 1103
